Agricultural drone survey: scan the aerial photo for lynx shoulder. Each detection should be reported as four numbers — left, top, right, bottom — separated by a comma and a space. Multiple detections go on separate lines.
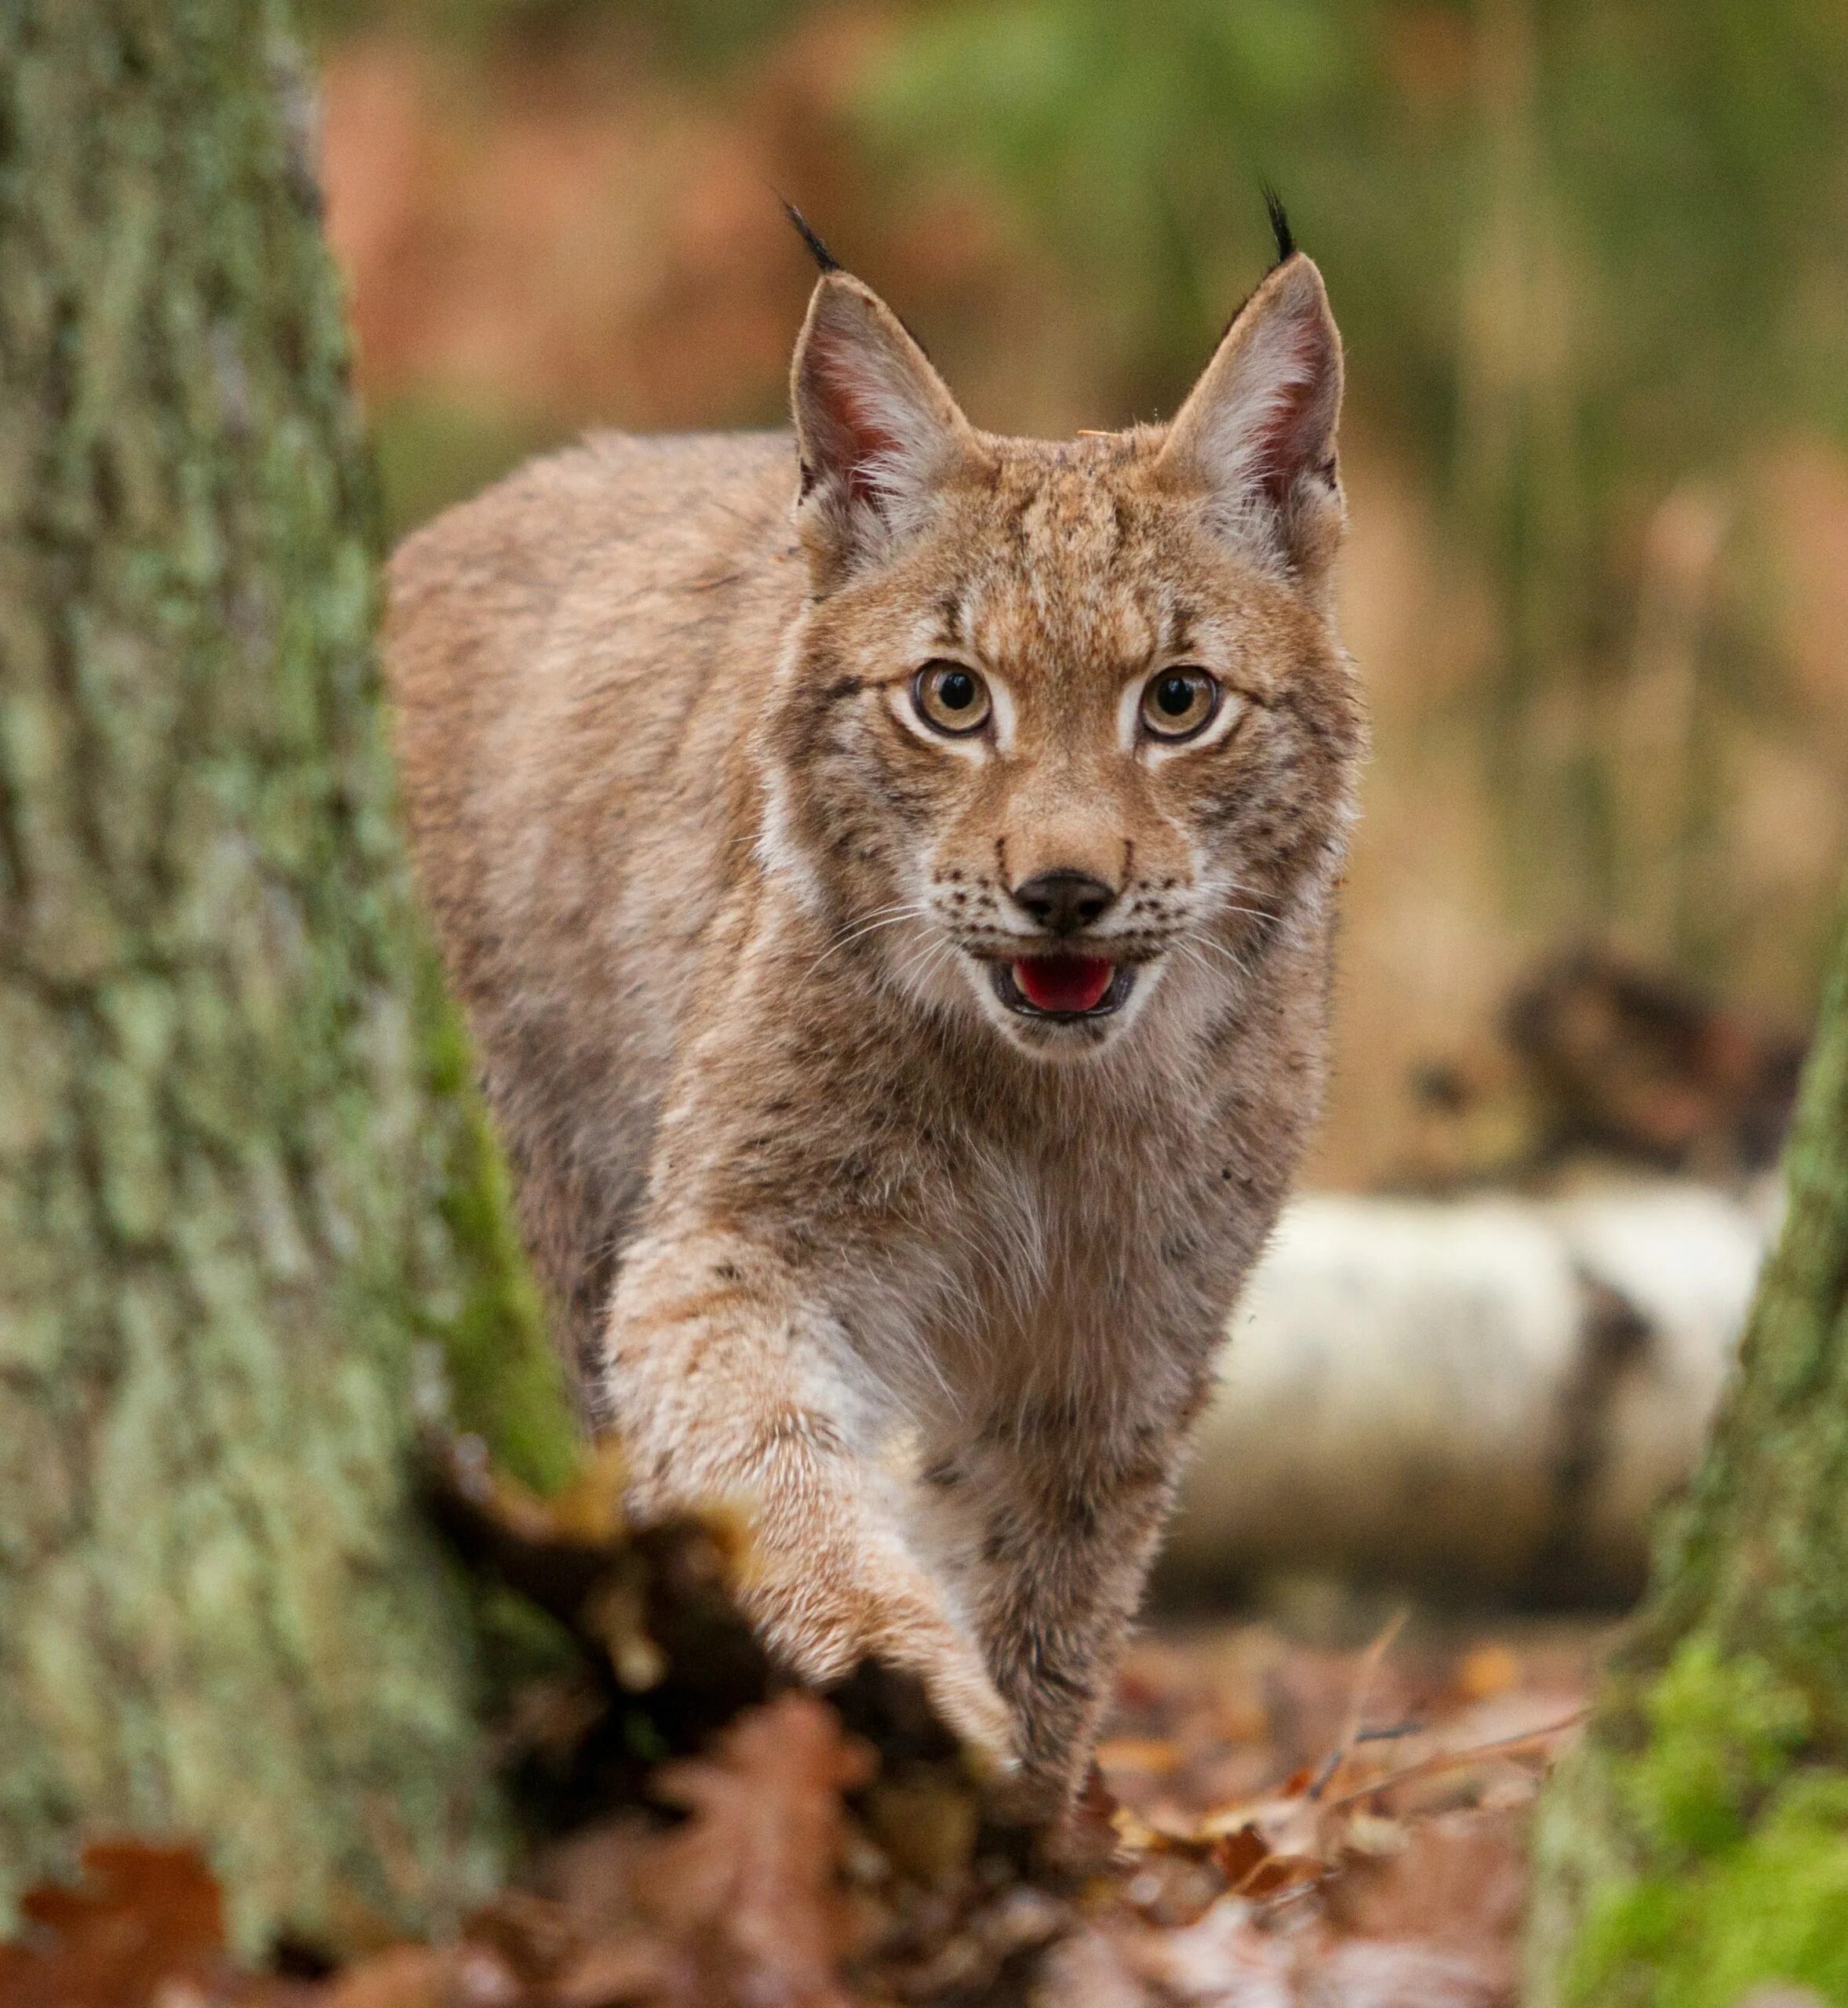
386, 224, 1366, 1810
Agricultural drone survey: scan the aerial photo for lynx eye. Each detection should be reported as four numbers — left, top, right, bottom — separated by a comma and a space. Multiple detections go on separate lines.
911, 660, 992, 737
1140, 668, 1220, 741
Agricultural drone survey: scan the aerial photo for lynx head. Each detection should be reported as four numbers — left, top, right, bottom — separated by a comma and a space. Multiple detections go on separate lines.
758, 213, 1366, 1061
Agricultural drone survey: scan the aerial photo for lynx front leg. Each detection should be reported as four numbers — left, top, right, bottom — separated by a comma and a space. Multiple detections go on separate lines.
602, 1228, 1016, 1772
939, 1412, 1180, 1813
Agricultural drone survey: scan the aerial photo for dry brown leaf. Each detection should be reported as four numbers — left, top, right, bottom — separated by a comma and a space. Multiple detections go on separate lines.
1093, 1738, 1184, 1777
1206, 1824, 1268, 1890
516, 1817, 660, 1949
0, 1842, 234, 2008
316, 1941, 528, 2008
0, 1602, 1602, 2008
548, 1936, 684, 2008
1308, 1610, 1409, 1802
1323, 1808, 1526, 1956
635, 1693, 876, 2007
1305, 1934, 1511, 2007
1081, 1901, 1511, 2008
1236, 1853, 1324, 1903
464, 1821, 672, 2008
1452, 1643, 1522, 1703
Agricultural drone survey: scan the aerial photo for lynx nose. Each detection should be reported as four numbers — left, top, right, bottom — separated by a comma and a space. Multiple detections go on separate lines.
1011, 869, 1116, 936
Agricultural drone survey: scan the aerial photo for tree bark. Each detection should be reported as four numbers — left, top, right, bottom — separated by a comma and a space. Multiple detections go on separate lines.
1526, 904, 1848, 2005
0, 0, 574, 1956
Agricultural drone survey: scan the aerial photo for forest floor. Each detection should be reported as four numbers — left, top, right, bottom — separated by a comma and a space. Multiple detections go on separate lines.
0, 1591, 1610, 2008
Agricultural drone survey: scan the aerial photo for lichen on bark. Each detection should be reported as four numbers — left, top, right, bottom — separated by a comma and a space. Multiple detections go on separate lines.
0, 0, 576, 1955
1527, 898, 1848, 2006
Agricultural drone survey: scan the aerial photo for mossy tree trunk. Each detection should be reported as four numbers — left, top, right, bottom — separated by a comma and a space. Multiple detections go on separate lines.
1527, 903, 1848, 2006
0, 0, 574, 1957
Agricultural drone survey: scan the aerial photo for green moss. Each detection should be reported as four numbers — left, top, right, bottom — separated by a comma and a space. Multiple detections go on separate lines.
420, 977, 580, 1497
1561, 1642, 1848, 2008
1622, 1639, 1813, 1860
1567, 1772, 1848, 2007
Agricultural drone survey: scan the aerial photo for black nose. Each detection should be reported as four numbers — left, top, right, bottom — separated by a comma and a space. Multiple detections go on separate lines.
1011, 869, 1116, 936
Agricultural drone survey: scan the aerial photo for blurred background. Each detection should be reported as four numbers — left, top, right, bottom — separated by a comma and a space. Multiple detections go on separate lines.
304, 2, 1847, 1599
3, 20, 1839, 1978
307, 0, 1848, 1199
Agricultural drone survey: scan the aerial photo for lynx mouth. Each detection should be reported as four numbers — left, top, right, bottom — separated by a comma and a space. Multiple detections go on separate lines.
992, 955, 1133, 1020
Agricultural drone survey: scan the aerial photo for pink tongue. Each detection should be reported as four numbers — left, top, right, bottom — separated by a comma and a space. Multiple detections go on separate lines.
1014, 955, 1115, 1014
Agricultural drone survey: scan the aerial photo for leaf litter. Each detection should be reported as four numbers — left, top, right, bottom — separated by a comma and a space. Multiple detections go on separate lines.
0, 1443, 1610, 2008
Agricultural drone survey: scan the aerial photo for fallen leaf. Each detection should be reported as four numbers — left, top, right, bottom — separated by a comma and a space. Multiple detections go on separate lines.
636, 1693, 876, 2007
320, 1944, 463, 2008
1206, 1824, 1268, 1890
1093, 1739, 1184, 1777
1237, 1853, 1324, 1902
1453, 1643, 1521, 1703
0, 1843, 230, 2008
549, 1937, 683, 2008
1323, 1808, 1525, 1956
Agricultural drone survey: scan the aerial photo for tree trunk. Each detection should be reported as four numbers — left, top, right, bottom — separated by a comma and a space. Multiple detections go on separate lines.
0, 0, 574, 1956
1526, 905, 1848, 2006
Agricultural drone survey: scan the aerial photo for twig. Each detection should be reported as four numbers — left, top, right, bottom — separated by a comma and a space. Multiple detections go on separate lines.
1308, 1609, 1409, 1801
1322, 1708, 1591, 1812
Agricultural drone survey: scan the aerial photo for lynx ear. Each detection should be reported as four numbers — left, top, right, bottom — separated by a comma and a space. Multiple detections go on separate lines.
1155, 252, 1344, 583
791, 272, 973, 590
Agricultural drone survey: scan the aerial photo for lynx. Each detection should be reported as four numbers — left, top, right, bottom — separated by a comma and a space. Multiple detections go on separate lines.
386, 208, 1365, 1812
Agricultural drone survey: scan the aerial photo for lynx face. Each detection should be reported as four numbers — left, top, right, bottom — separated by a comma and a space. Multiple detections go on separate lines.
762, 255, 1363, 1060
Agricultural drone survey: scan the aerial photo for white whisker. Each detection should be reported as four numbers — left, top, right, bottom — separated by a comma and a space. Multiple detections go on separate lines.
1184, 933, 1257, 987
805, 900, 930, 980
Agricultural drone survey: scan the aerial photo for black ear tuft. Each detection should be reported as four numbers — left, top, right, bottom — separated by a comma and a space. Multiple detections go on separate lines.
1260, 180, 1295, 266
780, 198, 842, 275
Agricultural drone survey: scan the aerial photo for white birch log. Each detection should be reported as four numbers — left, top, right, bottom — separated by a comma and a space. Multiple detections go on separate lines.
1163, 1180, 1773, 1598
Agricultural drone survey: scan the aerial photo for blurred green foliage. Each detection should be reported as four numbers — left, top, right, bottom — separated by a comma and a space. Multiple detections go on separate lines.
301, 0, 806, 67
309, 0, 1848, 964
861, 0, 1848, 449
373, 397, 567, 544
857, 0, 1848, 936
864, 1, 1453, 430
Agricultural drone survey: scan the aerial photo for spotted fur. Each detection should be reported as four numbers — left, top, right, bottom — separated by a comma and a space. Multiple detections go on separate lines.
386, 248, 1366, 1811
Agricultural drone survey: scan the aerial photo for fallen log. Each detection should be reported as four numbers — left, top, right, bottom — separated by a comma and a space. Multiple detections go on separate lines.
1164, 1179, 1773, 1602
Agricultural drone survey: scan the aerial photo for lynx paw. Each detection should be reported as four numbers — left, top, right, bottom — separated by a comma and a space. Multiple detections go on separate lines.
740, 1548, 1018, 1777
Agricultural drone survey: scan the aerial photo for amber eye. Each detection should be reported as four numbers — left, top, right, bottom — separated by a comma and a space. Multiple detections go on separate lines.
911, 660, 992, 737
1140, 668, 1220, 741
